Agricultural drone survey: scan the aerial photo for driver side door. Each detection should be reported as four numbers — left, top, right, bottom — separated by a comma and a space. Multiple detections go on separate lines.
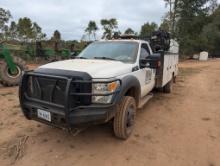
138, 43, 156, 97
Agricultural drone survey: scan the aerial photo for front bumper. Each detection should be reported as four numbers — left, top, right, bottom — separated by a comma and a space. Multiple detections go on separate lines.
19, 69, 120, 128
22, 102, 116, 128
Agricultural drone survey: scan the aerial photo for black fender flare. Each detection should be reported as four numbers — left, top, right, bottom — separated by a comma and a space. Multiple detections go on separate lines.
114, 75, 141, 106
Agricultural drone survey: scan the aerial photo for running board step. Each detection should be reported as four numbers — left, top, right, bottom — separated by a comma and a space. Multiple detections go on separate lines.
138, 93, 153, 109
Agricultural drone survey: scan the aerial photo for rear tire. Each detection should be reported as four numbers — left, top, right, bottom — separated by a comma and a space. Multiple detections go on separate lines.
173, 76, 177, 83
0, 56, 28, 86
113, 96, 136, 140
163, 78, 173, 93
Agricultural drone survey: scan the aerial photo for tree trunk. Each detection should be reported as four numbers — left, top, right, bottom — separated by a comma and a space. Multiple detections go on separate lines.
172, 0, 178, 37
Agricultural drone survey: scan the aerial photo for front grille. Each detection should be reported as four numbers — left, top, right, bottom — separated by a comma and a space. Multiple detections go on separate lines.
26, 75, 92, 108
27, 76, 67, 106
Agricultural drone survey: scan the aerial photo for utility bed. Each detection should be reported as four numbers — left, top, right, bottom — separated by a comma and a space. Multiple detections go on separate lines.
155, 40, 179, 88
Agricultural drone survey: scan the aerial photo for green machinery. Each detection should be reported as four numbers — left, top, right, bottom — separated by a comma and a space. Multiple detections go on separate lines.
0, 43, 28, 86
35, 41, 72, 61
0, 40, 89, 86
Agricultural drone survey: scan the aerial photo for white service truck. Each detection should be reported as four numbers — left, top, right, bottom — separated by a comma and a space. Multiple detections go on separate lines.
19, 31, 179, 139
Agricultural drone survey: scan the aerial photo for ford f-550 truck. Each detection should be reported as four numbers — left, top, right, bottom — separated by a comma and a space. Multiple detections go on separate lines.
19, 31, 179, 139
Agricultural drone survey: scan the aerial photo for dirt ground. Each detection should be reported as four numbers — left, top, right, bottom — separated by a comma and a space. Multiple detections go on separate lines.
0, 59, 220, 166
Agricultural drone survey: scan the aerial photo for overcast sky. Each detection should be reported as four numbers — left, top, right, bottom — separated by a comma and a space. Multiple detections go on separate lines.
1, 0, 172, 40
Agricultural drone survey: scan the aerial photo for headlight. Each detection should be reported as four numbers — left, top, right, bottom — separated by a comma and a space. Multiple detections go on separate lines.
92, 81, 120, 104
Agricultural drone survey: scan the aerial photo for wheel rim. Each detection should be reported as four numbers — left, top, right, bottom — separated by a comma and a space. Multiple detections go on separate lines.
126, 104, 135, 133
6, 66, 22, 78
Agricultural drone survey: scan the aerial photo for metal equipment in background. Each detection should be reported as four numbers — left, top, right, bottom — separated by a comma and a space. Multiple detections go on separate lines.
149, 30, 171, 53
113, 30, 171, 53
0, 42, 28, 86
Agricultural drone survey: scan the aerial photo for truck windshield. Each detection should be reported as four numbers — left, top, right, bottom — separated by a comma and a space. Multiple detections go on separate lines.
78, 41, 139, 63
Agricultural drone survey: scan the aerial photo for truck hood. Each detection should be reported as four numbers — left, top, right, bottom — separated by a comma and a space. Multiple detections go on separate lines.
38, 59, 133, 78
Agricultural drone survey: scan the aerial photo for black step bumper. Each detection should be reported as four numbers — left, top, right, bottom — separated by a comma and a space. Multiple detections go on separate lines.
22, 102, 117, 128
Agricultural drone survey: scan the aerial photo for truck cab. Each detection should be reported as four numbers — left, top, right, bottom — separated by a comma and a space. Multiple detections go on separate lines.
19, 33, 179, 140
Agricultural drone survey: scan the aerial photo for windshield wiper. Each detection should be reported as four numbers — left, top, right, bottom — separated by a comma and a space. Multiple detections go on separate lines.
94, 57, 116, 61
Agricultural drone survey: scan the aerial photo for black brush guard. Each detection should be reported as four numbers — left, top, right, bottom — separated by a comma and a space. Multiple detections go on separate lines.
19, 70, 120, 128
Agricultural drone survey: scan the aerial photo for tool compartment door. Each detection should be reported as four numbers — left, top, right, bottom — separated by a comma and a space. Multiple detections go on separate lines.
161, 53, 179, 87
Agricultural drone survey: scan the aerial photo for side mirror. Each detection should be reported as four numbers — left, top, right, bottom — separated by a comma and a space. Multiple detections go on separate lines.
139, 58, 148, 69
139, 53, 161, 69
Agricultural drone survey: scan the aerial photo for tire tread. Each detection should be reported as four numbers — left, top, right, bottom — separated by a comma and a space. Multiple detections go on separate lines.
113, 96, 136, 140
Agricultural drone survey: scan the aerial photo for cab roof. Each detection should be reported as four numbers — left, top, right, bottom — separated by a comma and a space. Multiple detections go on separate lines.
97, 39, 148, 44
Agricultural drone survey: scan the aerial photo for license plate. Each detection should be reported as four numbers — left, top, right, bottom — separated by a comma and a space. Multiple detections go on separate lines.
37, 109, 51, 122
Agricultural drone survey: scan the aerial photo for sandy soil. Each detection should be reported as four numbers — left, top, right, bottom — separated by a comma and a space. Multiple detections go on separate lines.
0, 59, 220, 166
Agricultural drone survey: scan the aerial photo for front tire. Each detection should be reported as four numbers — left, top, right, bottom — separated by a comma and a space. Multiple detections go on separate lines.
113, 96, 136, 140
